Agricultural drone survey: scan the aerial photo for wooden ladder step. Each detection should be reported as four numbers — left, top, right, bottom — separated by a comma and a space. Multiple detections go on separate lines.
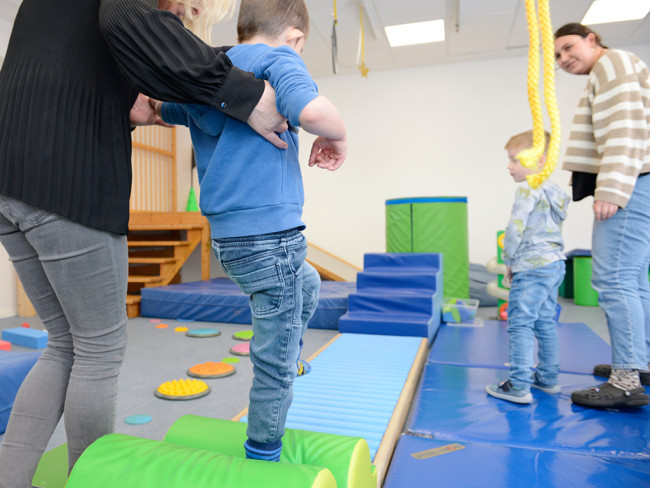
126, 294, 141, 319
127, 276, 165, 285
127, 240, 190, 247
128, 257, 178, 264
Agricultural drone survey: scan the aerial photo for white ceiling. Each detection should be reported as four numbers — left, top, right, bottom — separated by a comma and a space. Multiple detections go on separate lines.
1, 0, 649, 78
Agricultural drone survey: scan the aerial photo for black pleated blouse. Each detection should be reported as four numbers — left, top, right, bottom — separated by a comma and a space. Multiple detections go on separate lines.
0, 0, 263, 234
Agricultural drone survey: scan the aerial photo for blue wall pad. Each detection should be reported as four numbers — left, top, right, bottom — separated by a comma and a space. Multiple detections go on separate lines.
243, 333, 424, 459
406, 363, 650, 458
0, 351, 41, 433
429, 320, 611, 375
140, 278, 355, 329
1, 327, 48, 349
384, 434, 650, 488
338, 253, 442, 342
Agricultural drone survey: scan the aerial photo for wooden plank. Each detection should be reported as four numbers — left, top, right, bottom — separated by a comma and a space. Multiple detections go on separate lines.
127, 241, 190, 247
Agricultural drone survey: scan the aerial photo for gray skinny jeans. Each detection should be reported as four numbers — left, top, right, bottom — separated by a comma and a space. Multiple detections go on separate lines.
0, 195, 127, 488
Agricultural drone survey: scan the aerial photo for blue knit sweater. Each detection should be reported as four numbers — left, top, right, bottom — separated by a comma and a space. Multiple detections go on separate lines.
162, 44, 319, 238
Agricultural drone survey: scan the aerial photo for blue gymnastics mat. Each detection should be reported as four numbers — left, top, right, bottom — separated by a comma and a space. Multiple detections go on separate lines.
429, 320, 611, 374
384, 434, 650, 488
140, 278, 355, 330
242, 333, 425, 459
406, 363, 650, 458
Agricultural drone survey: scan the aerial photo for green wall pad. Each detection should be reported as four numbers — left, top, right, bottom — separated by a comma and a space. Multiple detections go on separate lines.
164, 416, 376, 488
66, 433, 337, 488
386, 197, 469, 298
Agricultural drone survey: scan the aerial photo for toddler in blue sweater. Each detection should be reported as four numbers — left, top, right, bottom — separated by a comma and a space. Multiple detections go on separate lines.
155, 0, 347, 462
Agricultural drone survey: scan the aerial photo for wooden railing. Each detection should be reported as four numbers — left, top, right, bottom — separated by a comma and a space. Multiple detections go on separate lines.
130, 125, 177, 212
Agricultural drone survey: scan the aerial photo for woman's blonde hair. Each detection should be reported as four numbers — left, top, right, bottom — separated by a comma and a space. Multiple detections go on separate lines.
180, 0, 237, 44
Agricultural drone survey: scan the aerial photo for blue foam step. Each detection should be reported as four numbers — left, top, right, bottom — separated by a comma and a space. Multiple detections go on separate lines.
1, 328, 48, 349
363, 253, 442, 271
356, 270, 440, 291
348, 290, 435, 315
339, 311, 437, 339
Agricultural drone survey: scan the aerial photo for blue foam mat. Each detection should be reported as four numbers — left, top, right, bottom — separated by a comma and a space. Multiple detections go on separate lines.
140, 278, 355, 329
406, 363, 650, 458
429, 320, 611, 374
384, 434, 650, 488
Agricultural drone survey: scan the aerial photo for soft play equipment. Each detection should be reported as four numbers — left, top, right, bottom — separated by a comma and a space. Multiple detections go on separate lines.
559, 249, 591, 298
485, 231, 510, 315
385, 197, 469, 298
165, 416, 376, 488
338, 253, 442, 342
573, 256, 599, 307
384, 434, 650, 488
140, 278, 354, 330
1, 327, 48, 349
1, 351, 41, 433
65, 416, 376, 488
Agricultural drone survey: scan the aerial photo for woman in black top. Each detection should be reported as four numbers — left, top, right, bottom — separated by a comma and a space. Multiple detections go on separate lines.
0, 1, 286, 485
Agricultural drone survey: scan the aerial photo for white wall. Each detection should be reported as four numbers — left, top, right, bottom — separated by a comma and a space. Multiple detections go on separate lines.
299, 43, 650, 269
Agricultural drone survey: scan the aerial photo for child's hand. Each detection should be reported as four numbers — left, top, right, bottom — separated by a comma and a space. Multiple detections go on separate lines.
129, 93, 173, 128
308, 136, 347, 171
503, 266, 513, 287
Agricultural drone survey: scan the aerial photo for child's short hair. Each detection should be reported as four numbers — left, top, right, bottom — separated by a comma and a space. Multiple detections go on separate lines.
237, 0, 310, 43
505, 130, 550, 153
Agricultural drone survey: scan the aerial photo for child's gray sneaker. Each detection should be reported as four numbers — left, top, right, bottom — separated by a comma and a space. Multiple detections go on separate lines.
486, 379, 532, 404
531, 372, 561, 394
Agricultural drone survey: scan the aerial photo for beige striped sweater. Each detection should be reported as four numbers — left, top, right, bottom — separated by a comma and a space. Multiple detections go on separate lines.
563, 49, 650, 208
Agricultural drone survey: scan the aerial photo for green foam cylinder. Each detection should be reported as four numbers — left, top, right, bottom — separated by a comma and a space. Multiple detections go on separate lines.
164, 415, 376, 488
66, 433, 335, 488
573, 257, 599, 307
386, 197, 469, 298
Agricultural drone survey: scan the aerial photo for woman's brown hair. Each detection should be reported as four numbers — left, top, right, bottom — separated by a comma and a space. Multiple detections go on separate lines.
554, 23, 608, 49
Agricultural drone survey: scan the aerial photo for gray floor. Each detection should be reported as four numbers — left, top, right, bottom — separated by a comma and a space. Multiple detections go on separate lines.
0, 296, 608, 453
0, 315, 338, 452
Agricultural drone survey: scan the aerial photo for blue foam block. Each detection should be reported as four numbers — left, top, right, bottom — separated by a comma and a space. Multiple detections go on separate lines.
429, 320, 611, 374
407, 363, 650, 458
1, 328, 48, 349
384, 435, 650, 488
0, 351, 41, 433
140, 278, 354, 330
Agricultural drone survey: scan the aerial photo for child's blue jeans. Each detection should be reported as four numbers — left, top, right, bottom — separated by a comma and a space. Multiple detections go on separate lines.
507, 260, 565, 389
211, 228, 320, 445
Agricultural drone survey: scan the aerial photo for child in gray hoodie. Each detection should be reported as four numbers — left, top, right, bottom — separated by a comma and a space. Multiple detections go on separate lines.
486, 130, 570, 404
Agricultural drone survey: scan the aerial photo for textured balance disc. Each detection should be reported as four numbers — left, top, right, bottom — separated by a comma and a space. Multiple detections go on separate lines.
222, 357, 240, 364
185, 328, 221, 338
187, 361, 236, 379
229, 342, 250, 356
154, 379, 211, 400
124, 414, 153, 425
232, 330, 254, 341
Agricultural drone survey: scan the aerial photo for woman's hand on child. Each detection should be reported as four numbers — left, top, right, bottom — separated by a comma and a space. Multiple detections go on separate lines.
130, 93, 173, 127
308, 136, 347, 171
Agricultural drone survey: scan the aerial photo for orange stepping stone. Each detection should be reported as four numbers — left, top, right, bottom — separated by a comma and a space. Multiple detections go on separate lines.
187, 361, 236, 379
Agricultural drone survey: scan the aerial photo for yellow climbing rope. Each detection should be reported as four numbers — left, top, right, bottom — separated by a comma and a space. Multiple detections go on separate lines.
517, 0, 561, 189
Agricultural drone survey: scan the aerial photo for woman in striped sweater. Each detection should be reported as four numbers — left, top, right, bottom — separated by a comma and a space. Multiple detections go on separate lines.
555, 23, 650, 408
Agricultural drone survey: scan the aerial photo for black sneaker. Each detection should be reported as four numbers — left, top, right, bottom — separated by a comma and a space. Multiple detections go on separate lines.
571, 382, 649, 408
593, 364, 650, 385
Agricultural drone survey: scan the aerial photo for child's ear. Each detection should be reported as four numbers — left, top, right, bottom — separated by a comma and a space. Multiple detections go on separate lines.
538, 154, 547, 169
286, 27, 305, 45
